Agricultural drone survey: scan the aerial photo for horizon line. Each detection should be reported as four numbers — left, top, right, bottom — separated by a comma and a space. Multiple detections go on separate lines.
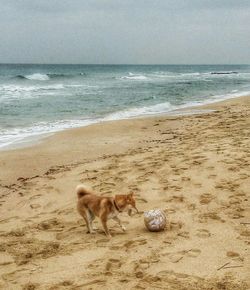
0, 63, 249, 66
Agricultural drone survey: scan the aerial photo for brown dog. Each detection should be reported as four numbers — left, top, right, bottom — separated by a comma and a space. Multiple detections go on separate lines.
76, 184, 138, 238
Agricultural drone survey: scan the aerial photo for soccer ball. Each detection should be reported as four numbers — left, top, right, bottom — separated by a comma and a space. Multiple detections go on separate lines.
144, 209, 166, 232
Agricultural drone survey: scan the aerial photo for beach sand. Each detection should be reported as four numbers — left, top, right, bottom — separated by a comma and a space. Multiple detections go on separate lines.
0, 96, 249, 289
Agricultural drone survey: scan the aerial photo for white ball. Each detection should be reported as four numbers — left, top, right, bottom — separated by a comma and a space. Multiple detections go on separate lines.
144, 209, 166, 232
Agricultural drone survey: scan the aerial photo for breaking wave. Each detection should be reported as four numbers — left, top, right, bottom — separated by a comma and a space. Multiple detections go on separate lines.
104, 102, 173, 120
120, 72, 149, 80
17, 73, 50, 81
14, 72, 87, 81
210, 71, 238, 75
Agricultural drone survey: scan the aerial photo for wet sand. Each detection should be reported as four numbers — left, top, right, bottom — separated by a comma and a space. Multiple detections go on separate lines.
0, 96, 249, 289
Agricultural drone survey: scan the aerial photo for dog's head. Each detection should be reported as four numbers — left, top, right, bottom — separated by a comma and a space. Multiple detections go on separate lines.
114, 192, 138, 215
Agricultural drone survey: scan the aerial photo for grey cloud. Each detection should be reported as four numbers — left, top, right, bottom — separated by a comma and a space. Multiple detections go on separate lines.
4, 0, 250, 14
0, 0, 249, 64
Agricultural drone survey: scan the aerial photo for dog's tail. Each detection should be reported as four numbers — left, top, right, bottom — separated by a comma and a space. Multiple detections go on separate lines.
76, 184, 94, 199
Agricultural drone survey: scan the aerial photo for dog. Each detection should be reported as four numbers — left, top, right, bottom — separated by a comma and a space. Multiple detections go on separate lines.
76, 184, 138, 238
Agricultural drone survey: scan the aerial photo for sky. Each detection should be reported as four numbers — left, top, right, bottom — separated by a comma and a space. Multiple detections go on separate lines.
0, 0, 249, 64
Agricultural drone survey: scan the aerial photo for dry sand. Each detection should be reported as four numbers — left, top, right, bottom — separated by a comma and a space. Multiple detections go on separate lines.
0, 96, 249, 290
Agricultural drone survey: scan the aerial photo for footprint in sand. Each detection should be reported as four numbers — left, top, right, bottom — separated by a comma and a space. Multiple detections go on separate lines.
208, 174, 217, 179
46, 176, 56, 180
177, 231, 190, 239
88, 257, 123, 277
43, 185, 54, 190
198, 211, 224, 223
109, 238, 147, 251
226, 251, 244, 262
167, 195, 184, 203
30, 203, 41, 209
135, 260, 150, 270
186, 249, 201, 257
22, 282, 40, 290
206, 166, 215, 170
193, 182, 202, 188
0, 252, 15, 266
168, 249, 201, 263
137, 197, 148, 204
169, 252, 185, 263
199, 193, 214, 205
96, 238, 110, 247
105, 258, 122, 272
196, 229, 211, 238
30, 194, 42, 200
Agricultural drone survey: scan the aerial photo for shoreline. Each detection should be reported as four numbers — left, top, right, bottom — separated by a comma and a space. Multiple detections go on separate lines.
0, 108, 215, 152
1, 90, 250, 152
0, 94, 249, 289
0, 92, 249, 153
0, 95, 249, 186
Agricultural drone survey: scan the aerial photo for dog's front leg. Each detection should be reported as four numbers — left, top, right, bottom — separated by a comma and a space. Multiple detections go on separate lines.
101, 216, 112, 238
113, 216, 126, 232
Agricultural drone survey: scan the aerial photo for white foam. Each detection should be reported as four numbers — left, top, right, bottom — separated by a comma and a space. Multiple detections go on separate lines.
178, 90, 250, 110
120, 73, 149, 80
104, 102, 173, 121
25, 73, 50, 81
0, 84, 64, 92
104, 90, 250, 122
118, 70, 250, 83
0, 118, 98, 150
0, 84, 65, 102
2, 85, 42, 92
151, 71, 250, 81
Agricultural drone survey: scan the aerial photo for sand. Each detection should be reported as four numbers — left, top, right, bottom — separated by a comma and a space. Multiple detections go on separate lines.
0, 96, 249, 290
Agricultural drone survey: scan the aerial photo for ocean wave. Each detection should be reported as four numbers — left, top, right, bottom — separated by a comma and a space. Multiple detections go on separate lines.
105, 90, 250, 121
0, 84, 65, 93
0, 118, 98, 149
48, 72, 86, 79
0, 83, 91, 94
14, 72, 87, 81
120, 72, 149, 80
178, 90, 250, 110
0, 84, 66, 103
24, 73, 50, 81
150, 71, 250, 80
0, 85, 41, 93
121, 71, 204, 81
104, 102, 173, 121
210, 71, 238, 75
0, 102, 174, 149
151, 71, 231, 79
0, 83, 97, 103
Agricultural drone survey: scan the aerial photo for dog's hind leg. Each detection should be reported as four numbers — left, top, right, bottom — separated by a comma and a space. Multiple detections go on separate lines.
78, 207, 94, 234
113, 216, 126, 232
87, 209, 97, 232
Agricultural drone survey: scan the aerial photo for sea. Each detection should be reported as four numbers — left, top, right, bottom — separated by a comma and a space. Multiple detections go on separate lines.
0, 64, 250, 149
